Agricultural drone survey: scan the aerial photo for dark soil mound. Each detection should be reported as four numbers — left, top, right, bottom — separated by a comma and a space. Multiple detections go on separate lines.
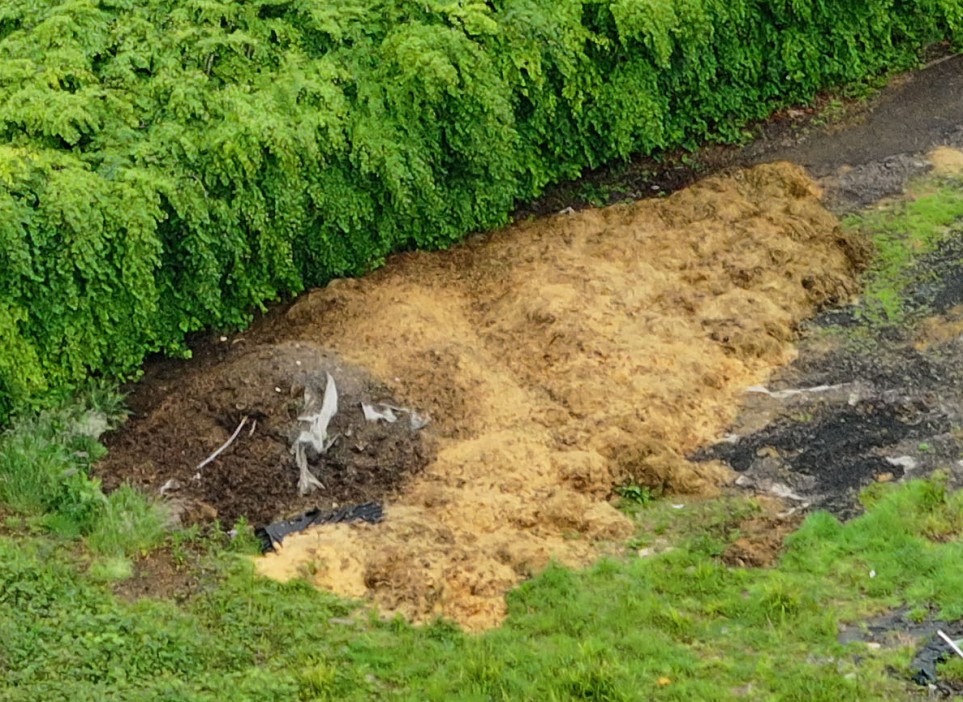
97, 342, 433, 527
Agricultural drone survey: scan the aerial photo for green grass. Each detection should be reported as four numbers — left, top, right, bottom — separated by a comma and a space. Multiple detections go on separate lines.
3, 346, 963, 700
844, 175, 963, 325
0, 386, 165, 561
2, 454, 962, 700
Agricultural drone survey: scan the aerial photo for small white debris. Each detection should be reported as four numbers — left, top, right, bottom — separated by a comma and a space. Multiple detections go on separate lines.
409, 411, 430, 431
672, 504, 685, 510
721, 433, 741, 444
638, 546, 674, 558
848, 392, 860, 406
275, 386, 282, 393
196, 416, 249, 472
869, 569, 877, 578
362, 402, 430, 430
219, 335, 228, 342
159, 478, 183, 496
885, 456, 918, 470
937, 630, 963, 660
295, 360, 302, 366
769, 483, 808, 501
558, 206, 575, 215
866, 642, 882, 651
745, 384, 844, 400
362, 403, 399, 423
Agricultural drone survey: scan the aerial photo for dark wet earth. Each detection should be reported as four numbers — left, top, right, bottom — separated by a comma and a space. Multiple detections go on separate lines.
682, 52, 963, 522
693, 225, 963, 519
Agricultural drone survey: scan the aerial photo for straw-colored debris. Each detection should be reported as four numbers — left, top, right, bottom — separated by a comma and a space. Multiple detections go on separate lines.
253, 162, 863, 629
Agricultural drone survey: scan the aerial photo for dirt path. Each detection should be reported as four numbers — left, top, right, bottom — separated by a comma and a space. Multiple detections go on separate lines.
519, 54, 963, 217
759, 55, 963, 212
761, 56, 963, 177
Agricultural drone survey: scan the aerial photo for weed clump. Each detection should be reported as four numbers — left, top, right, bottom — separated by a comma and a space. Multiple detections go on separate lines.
0, 387, 164, 557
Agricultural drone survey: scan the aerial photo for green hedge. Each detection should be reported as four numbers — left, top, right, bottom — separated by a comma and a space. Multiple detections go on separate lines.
1, 0, 961, 420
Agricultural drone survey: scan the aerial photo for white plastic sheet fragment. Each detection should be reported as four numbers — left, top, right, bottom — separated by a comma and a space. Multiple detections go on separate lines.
298, 372, 339, 453
361, 403, 398, 423
937, 631, 963, 660
360, 401, 430, 430
293, 372, 339, 495
745, 384, 845, 400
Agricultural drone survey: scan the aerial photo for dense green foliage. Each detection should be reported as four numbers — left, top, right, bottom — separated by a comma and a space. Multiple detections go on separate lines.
3, 476, 963, 700
2, 0, 962, 418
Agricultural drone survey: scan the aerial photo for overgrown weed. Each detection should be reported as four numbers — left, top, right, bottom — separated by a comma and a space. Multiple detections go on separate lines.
0, 386, 164, 559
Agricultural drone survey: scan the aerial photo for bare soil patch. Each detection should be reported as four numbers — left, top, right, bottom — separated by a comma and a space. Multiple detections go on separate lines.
722, 512, 804, 568
111, 546, 208, 604
99, 345, 433, 527
100, 162, 863, 628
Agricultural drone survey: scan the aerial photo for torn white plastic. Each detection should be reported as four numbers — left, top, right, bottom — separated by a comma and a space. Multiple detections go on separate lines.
937, 630, 963, 660
362, 403, 398, 423
361, 401, 430, 431
295, 443, 324, 495
745, 384, 845, 400
292, 373, 339, 495
297, 372, 339, 453
885, 455, 918, 470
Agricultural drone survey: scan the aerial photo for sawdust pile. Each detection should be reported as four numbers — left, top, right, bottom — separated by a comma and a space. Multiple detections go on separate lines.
249, 162, 864, 629
929, 145, 963, 176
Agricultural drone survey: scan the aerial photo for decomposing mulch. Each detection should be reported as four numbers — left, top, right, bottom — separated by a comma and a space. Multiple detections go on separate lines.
98, 343, 433, 527
93, 49, 963, 626
98, 162, 864, 629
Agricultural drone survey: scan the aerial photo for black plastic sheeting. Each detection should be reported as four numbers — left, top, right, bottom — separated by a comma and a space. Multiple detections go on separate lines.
256, 502, 384, 552
911, 624, 963, 686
